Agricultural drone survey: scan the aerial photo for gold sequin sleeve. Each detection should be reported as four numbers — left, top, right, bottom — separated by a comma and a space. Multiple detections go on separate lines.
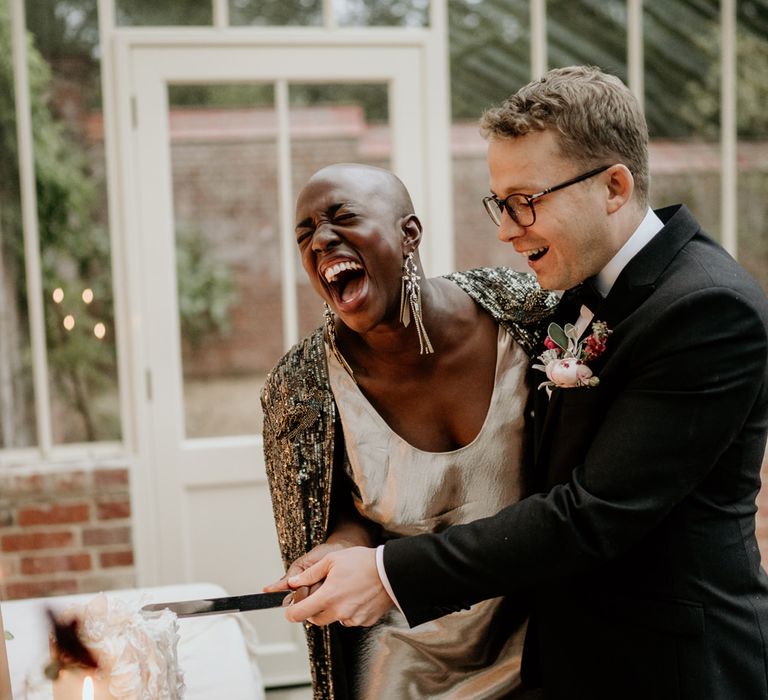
261, 328, 339, 699
445, 267, 558, 355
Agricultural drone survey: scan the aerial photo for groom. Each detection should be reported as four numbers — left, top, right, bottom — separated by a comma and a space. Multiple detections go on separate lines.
285, 66, 768, 698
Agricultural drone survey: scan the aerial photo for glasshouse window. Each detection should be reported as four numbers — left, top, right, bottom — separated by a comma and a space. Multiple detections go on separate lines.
644, 0, 722, 240
735, 1, 768, 291
0, 3, 35, 448
116, 0, 213, 26
18, 1, 121, 444
229, 0, 323, 26
334, 0, 429, 27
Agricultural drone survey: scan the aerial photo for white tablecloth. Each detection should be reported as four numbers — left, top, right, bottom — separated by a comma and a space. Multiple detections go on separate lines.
2, 583, 265, 700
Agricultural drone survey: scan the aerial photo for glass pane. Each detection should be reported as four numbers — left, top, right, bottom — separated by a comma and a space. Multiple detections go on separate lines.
288, 83, 391, 338
0, 4, 35, 447
168, 84, 280, 439
334, 0, 429, 27
229, 0, 322, 26
547, 0, 627, 81
645, 0, 720, 238
449, 0, 530, 271
116, 0, 212, 26
736, 1, 768, 293
24, 0, 121, 444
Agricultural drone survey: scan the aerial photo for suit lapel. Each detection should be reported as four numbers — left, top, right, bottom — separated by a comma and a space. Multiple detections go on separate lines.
598, 204, 699, 326
533, 204, 701, 473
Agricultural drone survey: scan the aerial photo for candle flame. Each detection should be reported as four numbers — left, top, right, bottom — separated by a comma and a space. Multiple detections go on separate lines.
82, 675, 94, 700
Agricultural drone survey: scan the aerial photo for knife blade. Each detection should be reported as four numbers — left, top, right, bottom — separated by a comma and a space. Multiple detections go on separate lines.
141, 591, 289, 618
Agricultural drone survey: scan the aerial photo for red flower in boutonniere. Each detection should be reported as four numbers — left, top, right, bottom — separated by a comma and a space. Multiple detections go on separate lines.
534, 321, 612, 390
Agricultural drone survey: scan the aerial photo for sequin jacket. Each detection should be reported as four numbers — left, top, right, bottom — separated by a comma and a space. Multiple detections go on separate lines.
260, 267, 557, 700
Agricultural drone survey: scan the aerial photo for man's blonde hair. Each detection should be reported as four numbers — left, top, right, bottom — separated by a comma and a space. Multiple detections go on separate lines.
480, 65, 650, 206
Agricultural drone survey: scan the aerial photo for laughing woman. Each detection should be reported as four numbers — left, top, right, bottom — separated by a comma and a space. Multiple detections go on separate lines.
261, 163, 555, 700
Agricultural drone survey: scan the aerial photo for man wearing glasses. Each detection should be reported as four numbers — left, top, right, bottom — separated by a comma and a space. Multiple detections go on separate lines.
285, 65, 768, 699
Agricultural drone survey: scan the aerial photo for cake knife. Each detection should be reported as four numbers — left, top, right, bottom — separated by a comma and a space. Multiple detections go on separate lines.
141, 591, 289, 618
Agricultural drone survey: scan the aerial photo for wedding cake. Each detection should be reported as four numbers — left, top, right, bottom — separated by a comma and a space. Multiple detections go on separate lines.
48, 593, 184, 700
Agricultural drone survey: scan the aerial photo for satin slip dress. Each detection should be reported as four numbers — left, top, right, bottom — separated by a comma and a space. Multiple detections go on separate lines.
327, 327, 534, 700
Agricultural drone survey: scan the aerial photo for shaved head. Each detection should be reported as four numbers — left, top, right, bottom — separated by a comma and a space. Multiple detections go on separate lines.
304, 163, 415, 220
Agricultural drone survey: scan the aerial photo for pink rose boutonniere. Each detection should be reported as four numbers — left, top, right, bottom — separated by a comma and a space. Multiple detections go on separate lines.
534, 320, 612, 391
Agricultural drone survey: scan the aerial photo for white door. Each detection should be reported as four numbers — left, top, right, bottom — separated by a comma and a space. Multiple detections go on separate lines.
115, 36, 450, 687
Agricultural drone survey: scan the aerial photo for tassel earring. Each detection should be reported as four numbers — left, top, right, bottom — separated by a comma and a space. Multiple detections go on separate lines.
324, 303, 356, 379
399, 253, 434, 355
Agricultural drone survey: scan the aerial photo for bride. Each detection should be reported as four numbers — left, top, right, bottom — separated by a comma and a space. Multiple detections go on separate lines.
262, 163, 554, 699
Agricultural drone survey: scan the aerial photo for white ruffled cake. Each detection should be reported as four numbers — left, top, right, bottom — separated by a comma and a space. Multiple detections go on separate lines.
47, 593, 184, 700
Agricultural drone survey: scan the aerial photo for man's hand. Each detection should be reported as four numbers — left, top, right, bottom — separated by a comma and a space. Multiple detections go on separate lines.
264, 514, 378, 606
263, 542, 349, 606
284, 546, 394, 627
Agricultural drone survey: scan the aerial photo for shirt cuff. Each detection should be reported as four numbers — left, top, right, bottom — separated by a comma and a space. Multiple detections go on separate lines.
375, 544, 403, 614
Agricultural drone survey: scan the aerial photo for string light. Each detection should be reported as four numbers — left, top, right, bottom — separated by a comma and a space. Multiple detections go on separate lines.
93, 323, 106, 340
52, 288, 64, 304
82, 288, 94, 304
63, 315, 75, 331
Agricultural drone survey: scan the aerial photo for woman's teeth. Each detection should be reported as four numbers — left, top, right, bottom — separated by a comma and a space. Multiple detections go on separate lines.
324, 261, 363, 283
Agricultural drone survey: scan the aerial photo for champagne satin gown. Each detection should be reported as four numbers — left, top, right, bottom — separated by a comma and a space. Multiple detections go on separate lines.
328, 328, 536, 699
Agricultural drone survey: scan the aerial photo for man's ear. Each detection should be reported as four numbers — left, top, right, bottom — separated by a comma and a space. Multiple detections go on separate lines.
400, 214, 423, 254
605, 164, 634, 215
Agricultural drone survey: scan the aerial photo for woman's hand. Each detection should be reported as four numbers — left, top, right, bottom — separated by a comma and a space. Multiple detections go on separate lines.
263, 541, 351, 605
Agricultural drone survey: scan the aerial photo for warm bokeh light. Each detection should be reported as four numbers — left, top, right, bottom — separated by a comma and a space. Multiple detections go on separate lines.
93, 322, 106, 340
52, 288, 64, 304
63, 314, 75, 331
82, 288, 94, 304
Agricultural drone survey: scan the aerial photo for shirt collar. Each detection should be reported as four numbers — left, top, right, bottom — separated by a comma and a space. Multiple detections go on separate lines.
594, 207, 664, 297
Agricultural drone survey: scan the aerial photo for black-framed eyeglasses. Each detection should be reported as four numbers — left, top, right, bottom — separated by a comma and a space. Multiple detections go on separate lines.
482, 165, 611, 227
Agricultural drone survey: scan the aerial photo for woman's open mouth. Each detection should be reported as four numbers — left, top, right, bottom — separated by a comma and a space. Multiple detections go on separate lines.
323, 260, 367, 306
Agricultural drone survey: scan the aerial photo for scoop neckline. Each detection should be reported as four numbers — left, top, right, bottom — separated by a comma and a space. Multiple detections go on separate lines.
327, 326, 509, 456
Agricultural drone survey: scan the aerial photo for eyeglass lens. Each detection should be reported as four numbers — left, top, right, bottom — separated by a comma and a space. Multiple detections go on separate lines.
484, 195, 534, 227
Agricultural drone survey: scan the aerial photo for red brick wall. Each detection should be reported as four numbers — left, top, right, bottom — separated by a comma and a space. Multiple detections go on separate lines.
0, 467, 134, 600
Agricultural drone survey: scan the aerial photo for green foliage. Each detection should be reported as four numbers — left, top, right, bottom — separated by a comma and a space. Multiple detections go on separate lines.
1, 2, 120, 441
0, 1, 26, 257
175, 226, 238, 348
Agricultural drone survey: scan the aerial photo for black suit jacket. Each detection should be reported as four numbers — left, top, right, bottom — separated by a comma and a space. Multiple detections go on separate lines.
384, 205, 768, 699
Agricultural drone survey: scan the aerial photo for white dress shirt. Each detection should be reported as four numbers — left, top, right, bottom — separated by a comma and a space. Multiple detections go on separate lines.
574, 207, 663, 333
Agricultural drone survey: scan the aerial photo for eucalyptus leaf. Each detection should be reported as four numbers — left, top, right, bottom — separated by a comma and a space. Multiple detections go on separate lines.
564, 324, 581, 345
547, 323, 569, 350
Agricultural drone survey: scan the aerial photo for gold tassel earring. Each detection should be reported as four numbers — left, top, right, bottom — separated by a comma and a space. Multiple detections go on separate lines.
399, 253, 434, 355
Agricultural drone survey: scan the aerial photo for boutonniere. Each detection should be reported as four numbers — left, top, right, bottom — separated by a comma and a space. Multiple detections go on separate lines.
533, 321, 612, 390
